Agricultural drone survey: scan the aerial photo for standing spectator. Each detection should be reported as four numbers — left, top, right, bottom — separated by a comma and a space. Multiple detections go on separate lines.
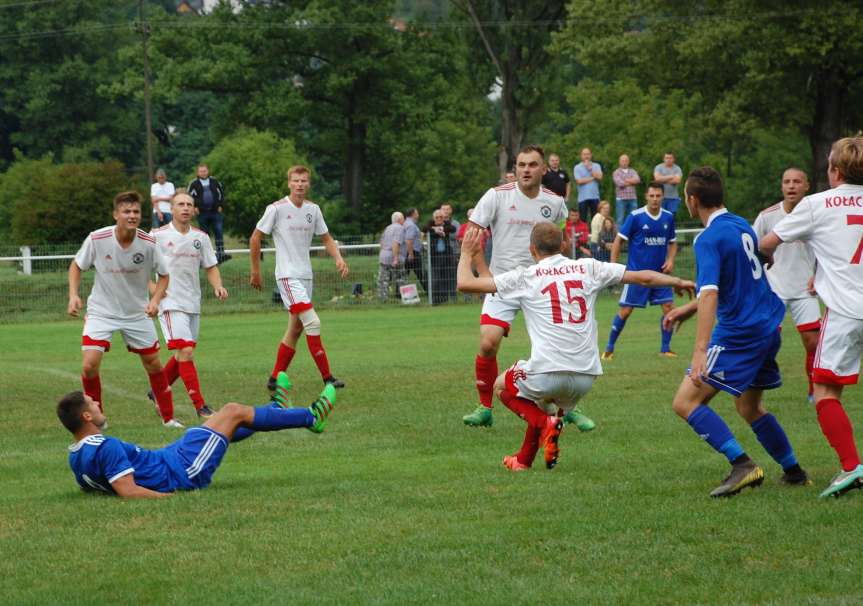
441, 202, 460, 252
188, 164, 230, 263
424, 209, 455, 305
403, 207, 426, 292
456, 208, 489, 251
612, 154, 640, 225
565, 208, 591, 259
378, 211, 406, 302
590, 200, 612, 257
504, 170, 517, 183
574, 147, 603, 220
654, 152, 683, 215
150, 169, 175, 228
542, 153, 571, 201
596, 217, 617, 263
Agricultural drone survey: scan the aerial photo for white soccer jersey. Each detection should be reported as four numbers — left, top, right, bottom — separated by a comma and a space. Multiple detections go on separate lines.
773, 183, 863, 319
470, 183, 567, 274
74, 226, 168, 320
256, 197, 328, 279
152, 223, 218, 314
753, 202, 816, 301
493, 254, 626, 375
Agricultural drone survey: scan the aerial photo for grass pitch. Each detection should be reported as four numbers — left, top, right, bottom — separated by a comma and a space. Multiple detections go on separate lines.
1, 300, 861, 605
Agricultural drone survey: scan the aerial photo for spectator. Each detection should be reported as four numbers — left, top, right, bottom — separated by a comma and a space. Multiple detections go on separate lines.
424, 209, 456, 305
441, 202, 460, 253
573, 147, 603, 221
504, 170, 516, 183
612, 154, 640, 224
565, 208, 591, 259
596, 217, 617, 263
590, 200, 612, 257
188, 163, 230, 263
403, 207, 426, 292
653, 152, 683, 215
378, 211, 406, 302
542, 153, 571, 201
456, 208, 489, 251
150, 169, 175, 228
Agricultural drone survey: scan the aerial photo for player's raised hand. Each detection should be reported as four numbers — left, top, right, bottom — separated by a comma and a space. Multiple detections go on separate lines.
214, 286, 228, 300
250, 271, 263, 290
336, 258, 349, 278
67, 295, 83, 318
461, 227, 483, 255
688, 348, 707, 388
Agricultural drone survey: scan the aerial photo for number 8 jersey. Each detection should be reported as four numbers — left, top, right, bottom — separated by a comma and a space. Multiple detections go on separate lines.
493, 254, 626, 375
694, 208, 785, 341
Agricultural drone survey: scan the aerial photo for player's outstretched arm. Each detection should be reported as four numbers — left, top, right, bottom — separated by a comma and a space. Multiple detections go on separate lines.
457, 230, 496, 294
147, 274, 169, 317
622, 270, 695, 298
321, 232, 349, 278
67, 261, 84, 317
206, 265, 228, 300
758, 231, 783, 268
111, 474, 173, 499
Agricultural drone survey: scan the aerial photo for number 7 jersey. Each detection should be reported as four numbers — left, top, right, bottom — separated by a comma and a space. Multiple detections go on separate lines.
773, 184, 863, 320
493, 254, 626, 375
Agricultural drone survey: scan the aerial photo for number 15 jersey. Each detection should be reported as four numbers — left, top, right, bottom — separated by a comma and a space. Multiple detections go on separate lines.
494, 254, 626, 375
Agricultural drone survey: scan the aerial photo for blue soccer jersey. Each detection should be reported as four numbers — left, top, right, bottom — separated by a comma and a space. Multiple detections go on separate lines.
694, 209, 785, 342
618, 207, 676, 271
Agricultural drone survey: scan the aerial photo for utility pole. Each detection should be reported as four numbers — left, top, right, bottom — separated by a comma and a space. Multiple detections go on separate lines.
138, 0, 155, 182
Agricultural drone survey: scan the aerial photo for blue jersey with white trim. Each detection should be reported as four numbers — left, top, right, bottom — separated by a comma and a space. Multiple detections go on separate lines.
694, 209, 785, 342
618, 207, 676, 271
68, 434, 179, 494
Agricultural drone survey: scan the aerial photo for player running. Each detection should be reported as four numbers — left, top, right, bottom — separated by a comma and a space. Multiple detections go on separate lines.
149, 192, 228, 419
461, 145, 595, 432
250, 165, 349, 396
457, 224, 694, 470
752, 168, 820, 403
602, 182, 678, 360
67, 191, 181, 428
664, 167, 809, 498
57, 373, 335, 498
760, 137, 863, 498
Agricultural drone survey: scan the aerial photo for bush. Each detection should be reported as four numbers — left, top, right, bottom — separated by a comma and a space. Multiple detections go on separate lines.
0, 153, 54, 241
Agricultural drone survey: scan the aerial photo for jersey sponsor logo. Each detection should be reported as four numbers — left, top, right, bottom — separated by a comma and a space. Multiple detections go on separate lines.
825, 195, 863, 208
540, 205, 551, 218
132, 253, 145, 264
643, 237, 667, 246
193, 239, 202, 249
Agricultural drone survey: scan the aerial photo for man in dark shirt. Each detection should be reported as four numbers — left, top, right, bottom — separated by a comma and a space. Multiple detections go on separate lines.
542, 153, 571, 202
188, 163, 230, 263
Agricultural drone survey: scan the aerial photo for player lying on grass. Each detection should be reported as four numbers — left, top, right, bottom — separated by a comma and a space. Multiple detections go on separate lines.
457, 224, 694, 470
57, 373, 334, 499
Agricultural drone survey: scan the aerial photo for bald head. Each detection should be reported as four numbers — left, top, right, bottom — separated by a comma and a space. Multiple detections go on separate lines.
530, 222, 563, 257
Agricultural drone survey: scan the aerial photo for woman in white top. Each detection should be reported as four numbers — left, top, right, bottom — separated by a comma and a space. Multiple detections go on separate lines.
589, 200, 611, 256
150, 169, 176, 228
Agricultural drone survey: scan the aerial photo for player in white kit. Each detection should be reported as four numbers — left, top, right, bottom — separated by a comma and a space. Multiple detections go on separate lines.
250, 165, 349, 400
753, 168, 820, 402
760, 137, 863, 497
67, 191, 181, 428
457, 223, 694, 470
150, 192, 228, 419
461, 145, 595, 432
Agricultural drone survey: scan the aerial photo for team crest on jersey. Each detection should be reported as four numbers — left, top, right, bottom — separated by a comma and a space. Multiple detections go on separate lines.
540, 205, 551, 218
193, 239, 202, 249
132, 253, 145, 264
306, 213, 313, 223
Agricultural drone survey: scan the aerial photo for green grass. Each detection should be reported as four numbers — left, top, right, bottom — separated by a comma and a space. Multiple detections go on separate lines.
1, 301, 861, 605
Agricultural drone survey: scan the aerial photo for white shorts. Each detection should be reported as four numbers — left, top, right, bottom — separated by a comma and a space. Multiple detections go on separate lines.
504, 360, 595, 414
276, 277, 314, 314
158, 310, 200, 350
813, 308, 863, 385
480, 293, 521, 336
784, 297, 821, 332
82, 315, 159, 354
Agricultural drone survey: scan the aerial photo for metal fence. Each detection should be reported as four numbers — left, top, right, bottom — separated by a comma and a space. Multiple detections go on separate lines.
0, 229, 703, 323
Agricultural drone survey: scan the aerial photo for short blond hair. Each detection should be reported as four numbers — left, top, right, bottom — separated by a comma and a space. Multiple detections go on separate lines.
287, 165, 311, 180
830, 137, 863, 185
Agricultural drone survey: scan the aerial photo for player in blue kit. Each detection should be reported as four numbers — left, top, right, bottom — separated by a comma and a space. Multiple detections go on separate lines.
663, 167, 809, 497
57, 373, 335, 499
602, 182, 678, 359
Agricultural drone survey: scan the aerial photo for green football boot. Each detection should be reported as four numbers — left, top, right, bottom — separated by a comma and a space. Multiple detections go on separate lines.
462, 405, 493, 427
273, 372, 293, 409
819, 465, 863, 498
308, 384, 337, 434
563, 406, 596, 432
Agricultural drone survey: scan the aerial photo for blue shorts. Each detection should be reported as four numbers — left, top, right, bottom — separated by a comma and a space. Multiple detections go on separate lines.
699, 329, 783, 397
163, 427, 229, 490
619, 283, 673, 308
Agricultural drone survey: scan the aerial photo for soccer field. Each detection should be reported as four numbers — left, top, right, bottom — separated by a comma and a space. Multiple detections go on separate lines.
1, 301, 861, 605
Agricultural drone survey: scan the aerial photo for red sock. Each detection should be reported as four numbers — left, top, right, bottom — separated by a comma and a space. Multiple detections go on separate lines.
816, 398, 861, 471
805, 350, 815, 396
306, 335, 332, 380
517, 426, 541, 466
148, 371, 174, 422
475, 355, 498, 408
271, 343, 296, 379
164, 356, 180, 385
499, 388, 548, 429
178, 360, 205, 410
81, 374, 103, 412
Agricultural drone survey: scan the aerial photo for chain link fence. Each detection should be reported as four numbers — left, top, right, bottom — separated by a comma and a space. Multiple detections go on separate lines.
0, 229, 702, 323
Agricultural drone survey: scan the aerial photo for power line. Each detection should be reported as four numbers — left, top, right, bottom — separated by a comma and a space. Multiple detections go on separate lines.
0, 0, 60, 10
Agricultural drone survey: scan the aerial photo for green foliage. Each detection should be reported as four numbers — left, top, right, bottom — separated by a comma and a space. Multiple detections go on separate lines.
0, 152, 54, 240
11, 160, 130, 245
199, 128, 308, 239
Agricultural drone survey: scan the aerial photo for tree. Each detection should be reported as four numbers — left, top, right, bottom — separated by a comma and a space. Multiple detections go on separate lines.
0, 153, 54, 241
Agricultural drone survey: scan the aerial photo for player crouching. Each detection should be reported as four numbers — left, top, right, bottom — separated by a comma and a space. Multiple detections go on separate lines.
57, 373, 335, 498
457, 224, 694, 470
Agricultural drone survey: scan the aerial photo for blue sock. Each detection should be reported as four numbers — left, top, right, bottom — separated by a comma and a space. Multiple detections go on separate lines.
251, 404, 314, 430
606, 314, 627, 352
751, 413, 798, 470
687, 405, 745, 463
660, 314, 673, 352
231, 427, 256, 443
